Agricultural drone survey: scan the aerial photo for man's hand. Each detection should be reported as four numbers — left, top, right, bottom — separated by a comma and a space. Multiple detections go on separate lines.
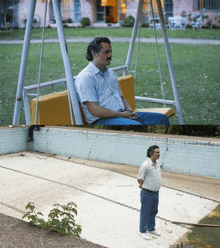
137, 179, 143, 189
121, 96, 135, 114
120, 110, 137, 120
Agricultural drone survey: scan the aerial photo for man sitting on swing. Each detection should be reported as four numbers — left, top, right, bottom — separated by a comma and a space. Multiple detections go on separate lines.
75, 37, 170, 125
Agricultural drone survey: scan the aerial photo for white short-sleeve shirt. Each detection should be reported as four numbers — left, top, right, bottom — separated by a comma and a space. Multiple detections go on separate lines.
75, 62, 125, 124
138, 157, 161, 192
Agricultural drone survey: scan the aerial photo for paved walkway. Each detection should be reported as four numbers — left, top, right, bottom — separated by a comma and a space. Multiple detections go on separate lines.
1, 37, 220, 45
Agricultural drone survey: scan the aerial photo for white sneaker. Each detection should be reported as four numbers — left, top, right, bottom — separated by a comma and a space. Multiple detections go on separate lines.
139, 232, 151, 240
148, 230, 161, 236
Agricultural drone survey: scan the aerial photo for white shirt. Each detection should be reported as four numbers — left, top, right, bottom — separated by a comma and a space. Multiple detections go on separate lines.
137, 157, 161, 192
75, 62, 125, 124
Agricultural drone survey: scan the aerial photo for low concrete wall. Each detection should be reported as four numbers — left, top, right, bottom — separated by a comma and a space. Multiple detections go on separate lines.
0, 127, 219, 179
29, 127, 220, 179
0, 127, 29, 155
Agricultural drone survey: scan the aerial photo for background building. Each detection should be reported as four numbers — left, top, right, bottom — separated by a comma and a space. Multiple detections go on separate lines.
0, 0, 219, 29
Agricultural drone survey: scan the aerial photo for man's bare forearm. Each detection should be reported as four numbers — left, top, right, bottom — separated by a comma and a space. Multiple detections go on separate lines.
121, 96, 134, 112
89, 104, 121, 118
85, 102, 137, 119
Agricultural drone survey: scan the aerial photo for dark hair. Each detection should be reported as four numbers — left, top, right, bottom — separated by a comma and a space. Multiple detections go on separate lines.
147, 145, 159, 158
86, 37, 111, 61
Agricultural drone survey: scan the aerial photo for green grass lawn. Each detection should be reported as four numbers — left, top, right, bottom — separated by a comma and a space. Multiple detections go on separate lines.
174, 205, 220, 248
0, 27, 220, 125
0, 40, 219, 126
1, 27, 220, 40
186, 205, 220, 248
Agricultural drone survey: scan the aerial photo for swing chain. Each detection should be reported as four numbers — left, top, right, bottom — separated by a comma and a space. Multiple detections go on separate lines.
35, 0, 48, 125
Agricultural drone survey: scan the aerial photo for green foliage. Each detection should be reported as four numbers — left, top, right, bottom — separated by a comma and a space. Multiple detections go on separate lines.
166, 125, 220, 137
1, 27, 220, 40
63, 18, 73, 24
186, 205, 220, 248
122, 15, 135, 27
80, 17, 91, 28
22, 202, 82, 237
141, 22, 149, 28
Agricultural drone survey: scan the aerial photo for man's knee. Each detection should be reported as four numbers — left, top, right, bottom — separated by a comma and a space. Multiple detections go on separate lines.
136, 112, 170, 125
159, 114, 170, 125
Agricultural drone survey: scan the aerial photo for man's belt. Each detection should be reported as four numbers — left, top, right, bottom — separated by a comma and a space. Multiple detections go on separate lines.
143, 188, 159, 194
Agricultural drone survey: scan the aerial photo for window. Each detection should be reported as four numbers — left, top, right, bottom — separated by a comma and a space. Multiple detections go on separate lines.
62, 0, 73, 22
96, 0, 105, 22
6, 8, 13, 24
119, 0, 126, 22
198, 0, 220, 10
50, 0, 81, 23
165, 0, 173, 19
74, 0, 81, 22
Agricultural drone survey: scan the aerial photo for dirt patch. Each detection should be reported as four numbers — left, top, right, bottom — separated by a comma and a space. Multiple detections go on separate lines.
0, 213, 106, 248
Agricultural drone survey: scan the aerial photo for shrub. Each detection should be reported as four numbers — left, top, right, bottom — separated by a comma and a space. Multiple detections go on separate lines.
141, 22, 149, 28
22, 202, 82, 237
203, 20, 213, 29
80, 17, 90, 27
122, 15, 135, 27
50, 17, 56, 24
62, 18, 72, 24
181, 10, 187, 18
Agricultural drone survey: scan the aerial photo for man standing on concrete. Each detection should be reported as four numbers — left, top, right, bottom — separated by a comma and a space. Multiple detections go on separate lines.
137, 145, 161, 240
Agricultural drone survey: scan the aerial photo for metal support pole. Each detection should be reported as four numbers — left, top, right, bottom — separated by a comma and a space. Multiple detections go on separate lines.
35, 0, 48, 125
13, 0, 36, 125
156, 0, 184, 124
125, 0, 143, 70
23, 88, 30, 125
52, 0, 83, 125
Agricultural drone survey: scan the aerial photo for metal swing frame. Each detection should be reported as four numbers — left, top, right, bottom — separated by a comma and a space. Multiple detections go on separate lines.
126, 0, 183, 124
13, 0, 184, 126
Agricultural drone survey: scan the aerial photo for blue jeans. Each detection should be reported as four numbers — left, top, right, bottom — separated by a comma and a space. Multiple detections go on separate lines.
139, 189, 159, 233
93, 112, 170, 125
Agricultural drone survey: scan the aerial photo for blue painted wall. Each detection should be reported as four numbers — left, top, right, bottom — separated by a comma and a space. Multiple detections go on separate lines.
30, 127, 220, 179
0, 127, 219, 178
0, 127, 28, 155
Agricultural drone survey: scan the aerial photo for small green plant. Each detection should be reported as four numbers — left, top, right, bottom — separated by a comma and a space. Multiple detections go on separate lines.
141, 22, 149, 28
180, 10, 187, 18
122, 15, 135, 27
22, 202, 82, 237
80, 17, 90, 27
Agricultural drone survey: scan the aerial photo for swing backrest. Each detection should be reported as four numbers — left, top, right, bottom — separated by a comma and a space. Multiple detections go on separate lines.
118, 75, 136, 110
30, 90, 86, 125
118, 75, 175, 118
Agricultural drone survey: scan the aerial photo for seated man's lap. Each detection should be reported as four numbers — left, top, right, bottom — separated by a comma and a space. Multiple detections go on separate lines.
92, 112, 170, 126
94, 117, 142, 125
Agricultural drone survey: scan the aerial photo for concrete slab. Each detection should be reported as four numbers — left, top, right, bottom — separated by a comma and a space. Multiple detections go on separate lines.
0, 152, 218, 248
